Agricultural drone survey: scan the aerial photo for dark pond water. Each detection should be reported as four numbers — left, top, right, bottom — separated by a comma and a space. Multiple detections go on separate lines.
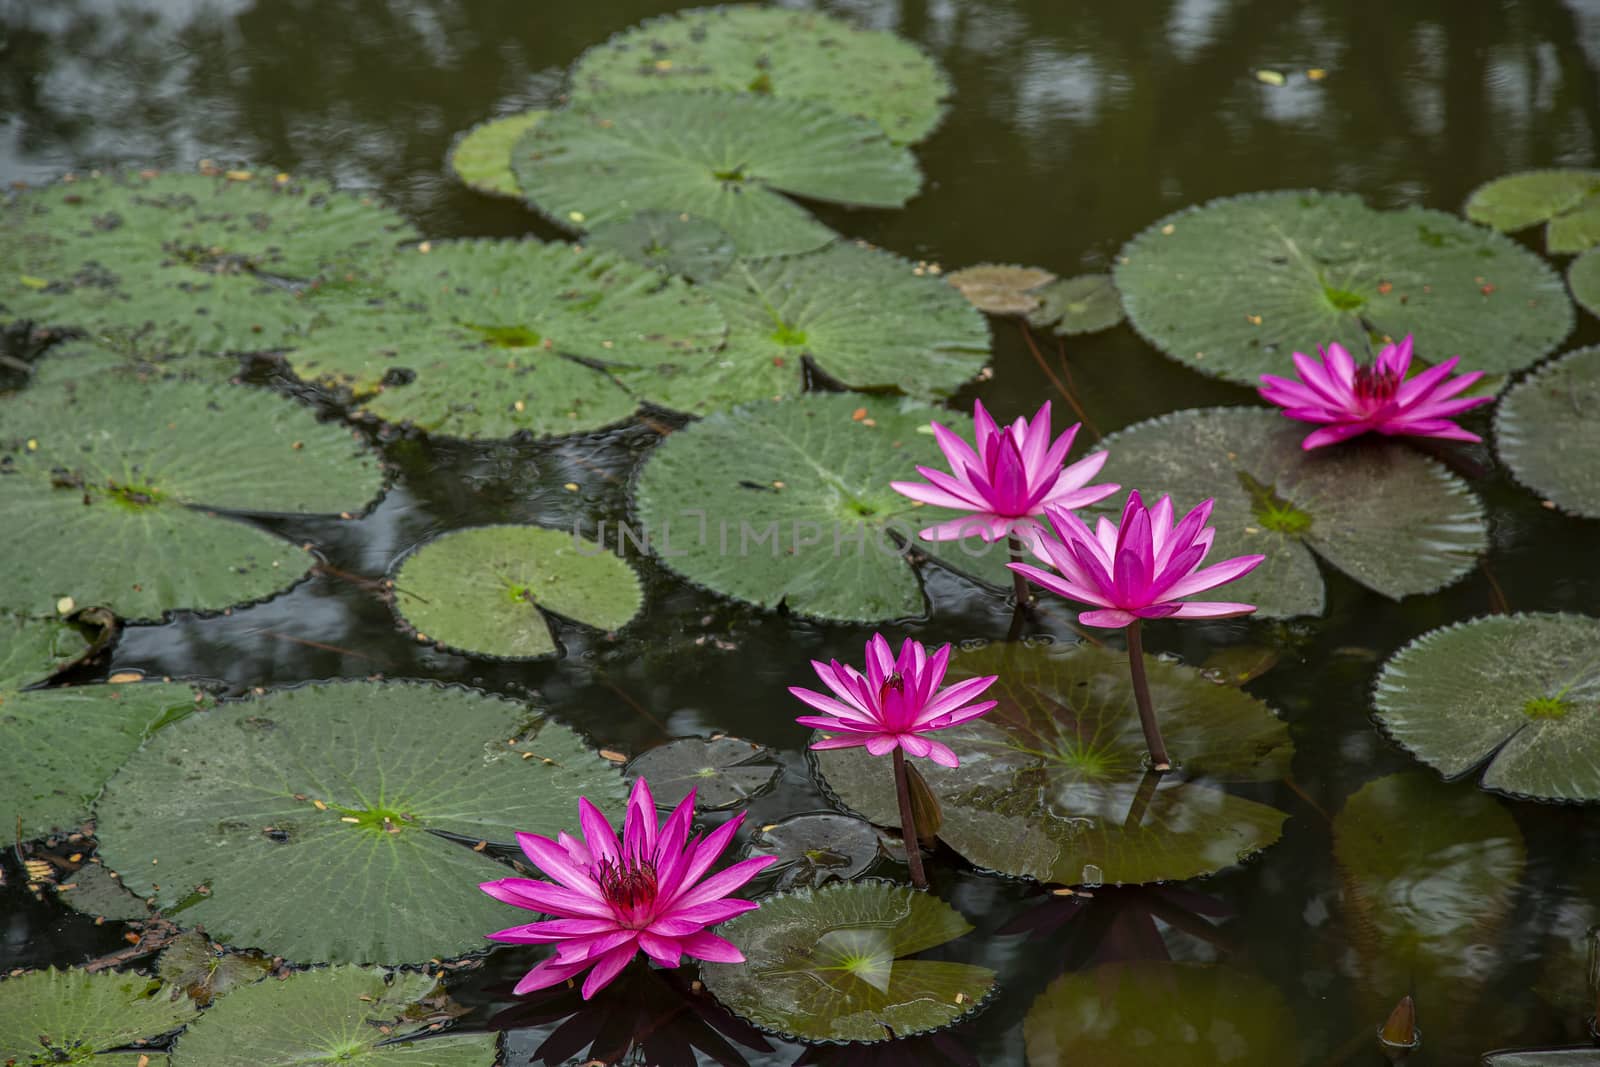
4, 0, 1600, 1063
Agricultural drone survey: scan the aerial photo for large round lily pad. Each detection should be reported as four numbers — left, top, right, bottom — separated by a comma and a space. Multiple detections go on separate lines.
1, 681, 206, 841
1569, 247, 1600, 320
287, 238, 726, 439
1465, 169, 1600, 254
0, 614, 88, 689
392, 524, 643, 659
1095, 407, 1487, 618
699, 881, 995, 1042
618, 243, 990, 415
814, 642, 1293, 886
625, 736, 779, 811
169, 966, 497, 1066
448, 109, 547, 198
511, 93, 922, 257
0, 377, 384, 620
631, 393, 1015, 622
1115, 190, 1574, 385
95, 681, 628, 965
1023, 962, 1295, 1066
568, 5, 950, 145
1373, 613, 1600, 802
0, 968, 195, 1065
1, 169, 416, 354
1496, 346, 1600, 519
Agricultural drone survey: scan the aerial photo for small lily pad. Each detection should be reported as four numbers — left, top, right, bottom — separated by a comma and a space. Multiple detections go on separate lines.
94, 680, 628, 965
157, 932, 272, 1008
583, 210, 737, 282
511, 93, 922, 257
1027, 274, 1126, 335
743, 813, 885, 890
1495, 346, 1600, 518
568, 5, 952, 144
168, 966, 496, 1066
392, 525, 643, 659
0, 614, 89, 689
814, 642, 1293, 886
1373, 613, 1600, 802
699, 881, 995, 1042
945, 264, 1056, 315
55, 860, 155, 922
1115, 190, 1574, 385
1465, 169, 1600, 253
1569, 246, 1600, 320
0, 377, 385, 620
448, 109, 547, 198
0, 967, 195, 1065
625, 737, 779, 811
1096, 407, 1487, 618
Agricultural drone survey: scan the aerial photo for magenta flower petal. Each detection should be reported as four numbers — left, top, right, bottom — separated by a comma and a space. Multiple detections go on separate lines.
1166, 600, 1259, 619
680, 930, 746, 964
580, 943, 640, 999
512, 954, 594, 995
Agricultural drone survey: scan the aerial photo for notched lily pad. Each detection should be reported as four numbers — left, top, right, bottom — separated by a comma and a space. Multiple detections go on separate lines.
1097, 407, 1487, 618
1373, 613, 1600, 802
945, 264, 1056, 315
1027, 273, 1126, 335
94, 680, 628, 965
582, 210, 737, 282
55, 859, 155, 922
1115, 190, 1574, 384
157, 931, 273, 1008
814, 642, 1293, 886
625, 737, 779, 811
1465, 169, 1600, 253
0, 613, 89, 689
392, 525, 643, 659
743, 813, 885, 890
0, 967, 195, 1065
448, 109, 547, 198
699, 881, 995, 1042
1495, 345, 1600, 518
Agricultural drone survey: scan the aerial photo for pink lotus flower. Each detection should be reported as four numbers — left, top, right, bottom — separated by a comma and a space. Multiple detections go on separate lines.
480, 777, 775, 1000
1258, 336, 1492, 449
891, 400, 1118, 551
790, 633, 999, 770
1009, 491, 1265, 629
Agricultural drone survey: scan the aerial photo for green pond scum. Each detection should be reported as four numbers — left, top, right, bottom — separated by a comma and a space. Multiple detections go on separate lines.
2, 1, 1600, 1064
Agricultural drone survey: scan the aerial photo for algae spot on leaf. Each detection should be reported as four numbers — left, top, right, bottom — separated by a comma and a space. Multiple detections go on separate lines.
625, 736, 779, 811
1496, 345, 1600, 519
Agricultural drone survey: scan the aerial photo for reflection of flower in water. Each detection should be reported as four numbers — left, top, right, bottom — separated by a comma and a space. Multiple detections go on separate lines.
792, 1029, 979, 1067
1002, 881, 1236, 973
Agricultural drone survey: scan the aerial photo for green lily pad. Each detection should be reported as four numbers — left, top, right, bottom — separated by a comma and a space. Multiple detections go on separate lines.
168, 966, 496, 1066
1495, 346, 1600, 518
1096, 407, 1487, 618
814, 642, 1293, 886
0, 614, 88, 689
568, 5, 952, 145
742, 813, 886, 890
699, 881, 995, 1042
511, 93, 922, 257
1, 681, 206, 841
1115, 190, 1574, 385
945, 264, 1056, 315
1023, 962, 1294, 1065
286, 238, 726, 439
1027, 274, 1126, 335
1373, 613, 1600, 802
94, 680, 628, 965
392, 525, 643, 659
618, 244, 990, 415
55, 860, 156, 922
1482, 1052, 1600, 1067
0, 967, 195, 1065
624, 737, 779, 811
1569, 246, 1600, 320
631, 393, 1013, 622
157, 932, 272, 1008
0, 377, 384, 620
448, 109, 547, 198
1, 169, 416, 354
1465, 169, 1600, 253
582, 211, 737, 282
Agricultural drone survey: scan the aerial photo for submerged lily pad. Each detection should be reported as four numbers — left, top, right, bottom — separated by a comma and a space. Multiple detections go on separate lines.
448, 109, 547, 198
1482, 1052, 1600, 1067
632, 393, 1014, 622
699, 881, 994, 1042
1569, 247, 1600, 320
568, 5, 951, 145
1096, 407, 1487, 618
0, 967, 195, 1065
1373, 614, 1600, 802
392, 525, 643, 659
157, 932, 272, 1008
815, 642, 1293, 886
287, 238, 726, 439
1, 169, 416, 354
511, 93, 922, 257
95, 681, 627, 965
945, 264, 1056, 315
0, 614, 88, 689
1496, 346, 1600, 518
743, 813, 885, 890
1465, 170, 1600, 253
1, 681, 205, 841
1115, 190, 1573, 385
1023, 962, 1294, 1066
56, 860, 156, 922
583, 210, 737, 282
1027, 274, 1126, 335
619, 244, 990, 415
0, 377, 384, 620
625, 737, 779, 811
168, 966, 496, 1066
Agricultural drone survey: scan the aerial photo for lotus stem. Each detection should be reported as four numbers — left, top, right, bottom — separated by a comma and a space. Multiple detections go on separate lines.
1124, 621, 1172, 771
1007, 536, 1031, 610
892, 748, 928, 889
